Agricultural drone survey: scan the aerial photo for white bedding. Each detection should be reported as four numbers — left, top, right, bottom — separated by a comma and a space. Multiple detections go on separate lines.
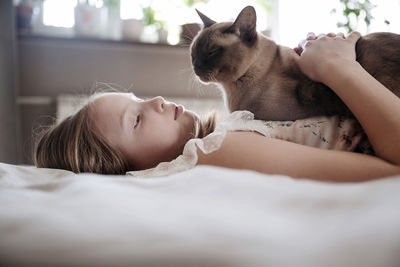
1, 162, 400, 267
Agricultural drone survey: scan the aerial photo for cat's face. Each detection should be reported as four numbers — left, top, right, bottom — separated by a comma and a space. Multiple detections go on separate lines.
190, 6, 258, 83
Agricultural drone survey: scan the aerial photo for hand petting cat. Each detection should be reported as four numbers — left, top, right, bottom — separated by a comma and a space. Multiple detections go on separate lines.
191, 6, 399, 121
293, 32, 340, 55
294, 31, 362, 83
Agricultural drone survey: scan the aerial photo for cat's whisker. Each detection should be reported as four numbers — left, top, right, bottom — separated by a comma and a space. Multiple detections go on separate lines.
191, 73, 208, 97
186, 71, 198, 95
181, 33, 193, 42
185, 26, 200, 42
186, 27, 195, 39
178, 66, 194, 75
180, 32, 197, 46
206, 73, 212, 82
208, 73, 213, 82
184, 68, 205, 97
209, 72, 218, 82
189, 72, 199, 93
178, 67, 200, 95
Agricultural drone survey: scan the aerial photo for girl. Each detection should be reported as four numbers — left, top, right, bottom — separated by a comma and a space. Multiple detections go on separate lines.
35, 32, 400, 181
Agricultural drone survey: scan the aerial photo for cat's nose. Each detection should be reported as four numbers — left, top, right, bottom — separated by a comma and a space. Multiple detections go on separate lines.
192, 56, 212, 81
193, 64, 206, 76
194, 69, 212, 82
193, 59, 208, 72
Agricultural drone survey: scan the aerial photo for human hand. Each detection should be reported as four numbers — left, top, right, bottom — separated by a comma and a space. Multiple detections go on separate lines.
294, 31, 361, 83
293, 32, 337, 55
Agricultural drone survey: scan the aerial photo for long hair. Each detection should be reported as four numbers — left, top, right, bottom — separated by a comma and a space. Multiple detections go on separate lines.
34, 99, 217, 174
34, 104, 130, 174
195, 111, 218, 139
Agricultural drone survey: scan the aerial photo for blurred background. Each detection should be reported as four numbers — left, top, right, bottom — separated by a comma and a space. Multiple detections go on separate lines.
1, 0, 400, 165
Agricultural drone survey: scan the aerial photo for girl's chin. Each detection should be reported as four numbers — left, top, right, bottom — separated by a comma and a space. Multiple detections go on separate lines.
181, 109, 198, 124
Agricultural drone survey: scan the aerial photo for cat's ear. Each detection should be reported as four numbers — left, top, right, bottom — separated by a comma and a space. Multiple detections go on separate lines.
228, 6, 257, 44
196, 9, 216, 28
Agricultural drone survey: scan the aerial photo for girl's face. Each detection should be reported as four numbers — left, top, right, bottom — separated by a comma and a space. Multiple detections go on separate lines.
90, 93, 199, 170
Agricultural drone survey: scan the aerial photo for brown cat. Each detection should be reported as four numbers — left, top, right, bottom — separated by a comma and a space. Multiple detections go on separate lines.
190, 6, 400, 121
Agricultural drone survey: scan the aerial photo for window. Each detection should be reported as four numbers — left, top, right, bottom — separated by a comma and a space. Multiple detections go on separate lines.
277, 0, 400, 47
36, 0, 400, 46
43, 0, 76, 27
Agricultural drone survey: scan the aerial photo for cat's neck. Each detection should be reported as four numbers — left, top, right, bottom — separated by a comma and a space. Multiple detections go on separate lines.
245, 34, 299, 78
255, 34, 279, 67
260, 35, 299, 67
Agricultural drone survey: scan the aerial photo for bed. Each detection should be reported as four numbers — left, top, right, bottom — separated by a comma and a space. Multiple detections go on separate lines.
1, 162, 400, 267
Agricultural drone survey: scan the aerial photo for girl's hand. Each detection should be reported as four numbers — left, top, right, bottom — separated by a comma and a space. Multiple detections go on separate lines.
293, 32, 337, 55
295, 31, 362, 83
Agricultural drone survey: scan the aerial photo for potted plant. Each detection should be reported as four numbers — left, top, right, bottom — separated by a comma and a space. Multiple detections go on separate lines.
331, 0, 390, 33
16, 0, 42, 34
142, 5, 168, 43
103, 0, 121, 40
74, 0, 104, 37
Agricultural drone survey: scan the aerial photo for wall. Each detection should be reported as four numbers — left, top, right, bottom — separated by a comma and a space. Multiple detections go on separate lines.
0, 0, 18, 164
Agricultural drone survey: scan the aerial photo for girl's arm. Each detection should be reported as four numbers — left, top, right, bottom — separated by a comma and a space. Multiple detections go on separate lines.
197, 131, 400, 182
322, 60, 400, 165
296, 32, 400, 165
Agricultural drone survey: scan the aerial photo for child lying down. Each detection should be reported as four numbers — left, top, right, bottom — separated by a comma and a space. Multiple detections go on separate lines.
34, 90, 394, 181
34, 32, 400, 181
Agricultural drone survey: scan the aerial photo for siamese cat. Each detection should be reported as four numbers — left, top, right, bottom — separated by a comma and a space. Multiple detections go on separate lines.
190, 6, 400, 121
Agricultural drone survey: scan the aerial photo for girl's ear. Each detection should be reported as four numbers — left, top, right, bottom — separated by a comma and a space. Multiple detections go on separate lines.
196, 9, 216, 28
227, 6, 257, 45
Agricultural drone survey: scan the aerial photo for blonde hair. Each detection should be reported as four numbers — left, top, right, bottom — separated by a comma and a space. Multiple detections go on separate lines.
34, 98, 217, 175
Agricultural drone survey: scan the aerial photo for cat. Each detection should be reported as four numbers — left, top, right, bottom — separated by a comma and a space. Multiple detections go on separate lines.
190, 6, 400, 121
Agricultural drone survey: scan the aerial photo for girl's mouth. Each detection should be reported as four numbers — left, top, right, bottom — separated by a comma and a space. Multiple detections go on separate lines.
174, 105, 183, 120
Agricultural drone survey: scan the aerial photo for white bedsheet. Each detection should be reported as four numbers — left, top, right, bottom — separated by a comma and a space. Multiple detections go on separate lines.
0, 162, 400, 267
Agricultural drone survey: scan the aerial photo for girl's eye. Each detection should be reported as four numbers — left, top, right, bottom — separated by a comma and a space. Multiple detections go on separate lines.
133, 115, 140, 128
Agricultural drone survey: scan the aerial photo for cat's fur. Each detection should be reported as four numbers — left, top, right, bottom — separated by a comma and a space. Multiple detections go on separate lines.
191, 6, 400, 121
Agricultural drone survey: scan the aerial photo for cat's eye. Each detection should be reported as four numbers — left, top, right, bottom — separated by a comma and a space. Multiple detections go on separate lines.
208, 47, 221, 57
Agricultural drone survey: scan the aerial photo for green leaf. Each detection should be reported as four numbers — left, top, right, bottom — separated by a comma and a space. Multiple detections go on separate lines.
334, 0, 377, 33
255, 0, 273, 14
183, 0, 210, 7
337, 22, 345, 27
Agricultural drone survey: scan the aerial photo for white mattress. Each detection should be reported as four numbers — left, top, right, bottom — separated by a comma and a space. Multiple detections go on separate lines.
1, 162, 400, 267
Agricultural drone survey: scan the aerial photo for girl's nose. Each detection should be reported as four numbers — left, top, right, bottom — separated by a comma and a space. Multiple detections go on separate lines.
148, 96, 165, 112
